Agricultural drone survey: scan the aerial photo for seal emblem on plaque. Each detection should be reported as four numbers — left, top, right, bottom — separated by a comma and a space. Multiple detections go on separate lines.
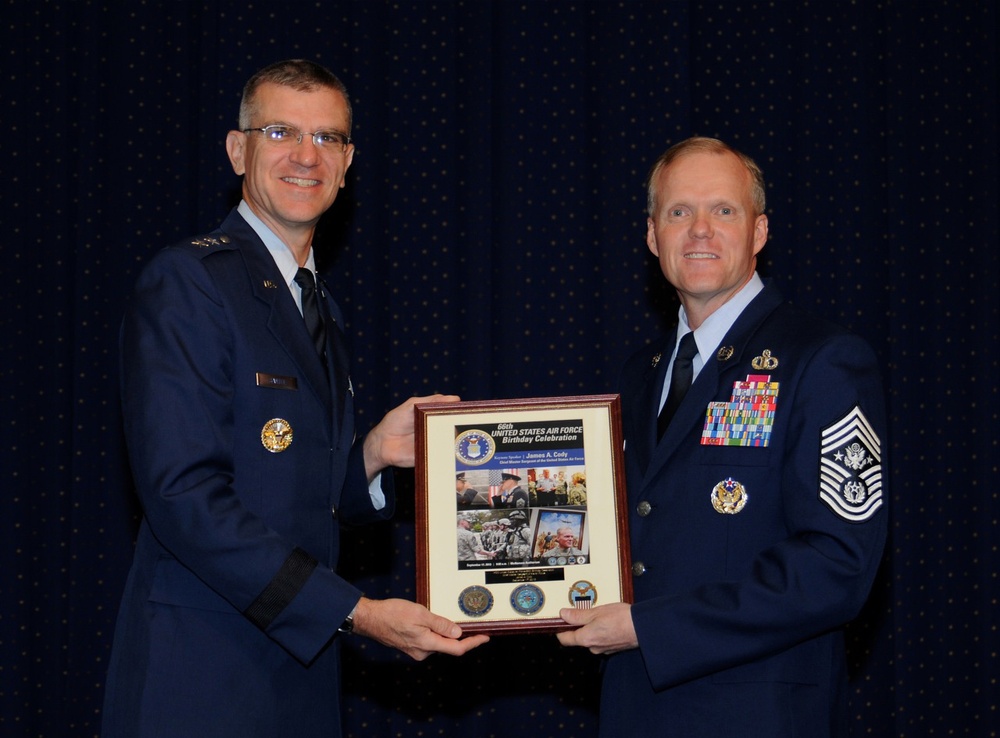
458, 585, 494, 617
510, 584, 545, 616
454, 429, 497, 466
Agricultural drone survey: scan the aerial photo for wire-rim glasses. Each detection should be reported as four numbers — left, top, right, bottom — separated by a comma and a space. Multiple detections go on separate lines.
243, 125, 351, 152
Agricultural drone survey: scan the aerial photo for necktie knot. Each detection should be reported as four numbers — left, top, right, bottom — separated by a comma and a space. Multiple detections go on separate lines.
675, 331, 699, 364
293, 266, 317, 294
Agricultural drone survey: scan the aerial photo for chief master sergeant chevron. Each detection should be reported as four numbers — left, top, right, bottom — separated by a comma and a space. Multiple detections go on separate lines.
102, 59, 487, 738
558, 136, 887, 737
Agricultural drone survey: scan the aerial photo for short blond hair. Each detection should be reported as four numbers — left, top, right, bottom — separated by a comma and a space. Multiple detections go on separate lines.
646, 137, 766, 217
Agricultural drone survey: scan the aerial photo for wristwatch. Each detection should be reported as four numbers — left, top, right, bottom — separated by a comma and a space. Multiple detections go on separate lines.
338, 606, 357, 634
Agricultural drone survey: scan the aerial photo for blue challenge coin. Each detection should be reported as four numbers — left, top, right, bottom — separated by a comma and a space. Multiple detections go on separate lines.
510, 583, 545, 616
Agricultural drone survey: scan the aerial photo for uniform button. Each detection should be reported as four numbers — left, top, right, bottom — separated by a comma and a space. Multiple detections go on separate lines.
636, 501, 652, 517
331, 505, 337, 518
632, 561, 646, 577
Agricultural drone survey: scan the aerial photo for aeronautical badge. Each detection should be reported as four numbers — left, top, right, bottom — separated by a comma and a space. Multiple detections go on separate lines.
751, 349, 779, 370
568, 580, 597, 609
711, 477, 748, 514
510, 583, 545, 616
261, 418, 293, 453
458, 585, 494, 617
819, 406, 883, 522
454, 429, 497, 466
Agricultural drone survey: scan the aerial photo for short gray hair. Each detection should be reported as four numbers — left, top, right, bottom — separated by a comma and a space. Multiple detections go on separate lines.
238, 59, 352, 132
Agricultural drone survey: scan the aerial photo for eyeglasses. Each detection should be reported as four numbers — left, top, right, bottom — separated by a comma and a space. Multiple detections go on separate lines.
243, 125, 352, 152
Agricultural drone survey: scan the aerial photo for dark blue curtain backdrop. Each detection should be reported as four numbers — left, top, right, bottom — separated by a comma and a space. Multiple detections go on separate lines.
2, 1, 997, 736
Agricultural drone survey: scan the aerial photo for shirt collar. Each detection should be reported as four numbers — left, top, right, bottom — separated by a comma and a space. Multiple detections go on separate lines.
237, 200, 316, 288
677, 271, 764, 375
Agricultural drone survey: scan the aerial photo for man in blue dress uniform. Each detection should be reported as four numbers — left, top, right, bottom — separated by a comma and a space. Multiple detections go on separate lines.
102, 60, 487, 737
558, 137, 887, 737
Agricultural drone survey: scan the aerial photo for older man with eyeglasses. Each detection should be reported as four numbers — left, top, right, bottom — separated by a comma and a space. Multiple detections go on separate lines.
102, 59, 487, 738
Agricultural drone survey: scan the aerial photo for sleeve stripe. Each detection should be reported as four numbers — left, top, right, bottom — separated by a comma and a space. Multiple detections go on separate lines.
244, 547, 318, 631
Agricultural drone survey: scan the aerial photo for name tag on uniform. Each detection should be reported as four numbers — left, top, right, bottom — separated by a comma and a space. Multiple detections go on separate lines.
256, 372, 298, 391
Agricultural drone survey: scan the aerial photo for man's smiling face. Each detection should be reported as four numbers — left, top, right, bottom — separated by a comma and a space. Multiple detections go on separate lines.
646, 150, 768, 325
226, 82, 355, 250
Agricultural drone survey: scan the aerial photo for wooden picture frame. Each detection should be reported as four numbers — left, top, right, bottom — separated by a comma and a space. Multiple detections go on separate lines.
414, 394, 632, 634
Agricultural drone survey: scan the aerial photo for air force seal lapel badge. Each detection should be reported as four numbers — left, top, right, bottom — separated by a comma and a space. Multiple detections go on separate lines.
819, 406, 883, 522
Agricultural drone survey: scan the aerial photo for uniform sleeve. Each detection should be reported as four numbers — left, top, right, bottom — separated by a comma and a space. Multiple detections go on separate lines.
121, 248, 363, 665
631, 332, 888, 689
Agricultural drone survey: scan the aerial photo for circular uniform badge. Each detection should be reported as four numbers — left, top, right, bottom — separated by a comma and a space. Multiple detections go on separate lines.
458, 585, 494, 618
510, 583, 545, 616
711, 477, 748, 514
454, 429, 497, 466
261, 418, 294, 453
568, 580, 597, 608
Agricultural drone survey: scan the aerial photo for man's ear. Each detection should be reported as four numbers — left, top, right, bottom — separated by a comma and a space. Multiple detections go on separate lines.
753, 213, 769, 254
339, 144, 356, 189
646, 217, 660, 257
225, 131, 246, 176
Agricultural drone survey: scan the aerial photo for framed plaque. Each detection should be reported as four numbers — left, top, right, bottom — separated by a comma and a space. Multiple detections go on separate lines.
414, 394, 632, 634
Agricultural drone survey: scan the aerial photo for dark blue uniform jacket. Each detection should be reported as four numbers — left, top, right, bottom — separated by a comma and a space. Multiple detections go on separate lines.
601, 282, 887, 738
103, 209, 394, 737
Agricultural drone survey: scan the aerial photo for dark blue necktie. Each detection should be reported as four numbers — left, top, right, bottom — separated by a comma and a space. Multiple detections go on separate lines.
293, 267, 327, 364
657, 331, 698, 440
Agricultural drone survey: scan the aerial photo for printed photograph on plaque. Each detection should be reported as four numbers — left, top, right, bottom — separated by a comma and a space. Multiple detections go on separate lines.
414, 395, 632, 634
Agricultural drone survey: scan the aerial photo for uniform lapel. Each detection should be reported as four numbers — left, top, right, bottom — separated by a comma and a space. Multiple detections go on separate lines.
221, 211, 333, 413
639, 284, 784, 491
629, 334, 675, 477
317, 276, 350, 433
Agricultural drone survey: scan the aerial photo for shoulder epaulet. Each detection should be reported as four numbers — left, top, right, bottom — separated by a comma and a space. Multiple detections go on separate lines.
188, 233, 234, 249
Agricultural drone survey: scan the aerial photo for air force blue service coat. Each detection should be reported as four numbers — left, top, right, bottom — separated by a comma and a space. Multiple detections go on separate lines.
103, 210, 394, 737
603, 283, 887, 737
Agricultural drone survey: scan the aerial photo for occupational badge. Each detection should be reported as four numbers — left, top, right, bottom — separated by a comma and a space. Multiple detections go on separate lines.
510, 583, 545, 616
819, 406, 883, 522
261, 418, 293, 453
454, 429, 497, 466
568, 580, 597, 608
458, 585, 494, 617
711, 477, 748, 514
